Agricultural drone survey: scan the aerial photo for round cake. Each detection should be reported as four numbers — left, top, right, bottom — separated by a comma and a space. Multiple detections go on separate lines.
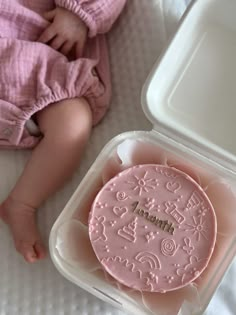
88, 164, 217, 292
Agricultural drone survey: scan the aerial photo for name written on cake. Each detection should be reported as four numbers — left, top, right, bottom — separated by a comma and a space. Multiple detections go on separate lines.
132, 201, 175, 235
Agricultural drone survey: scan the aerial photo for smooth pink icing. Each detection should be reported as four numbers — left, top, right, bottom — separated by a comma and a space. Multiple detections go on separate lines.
88, 164, 217, 292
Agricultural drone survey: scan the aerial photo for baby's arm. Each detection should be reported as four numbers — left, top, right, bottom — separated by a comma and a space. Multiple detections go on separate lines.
55, 0, 127, 37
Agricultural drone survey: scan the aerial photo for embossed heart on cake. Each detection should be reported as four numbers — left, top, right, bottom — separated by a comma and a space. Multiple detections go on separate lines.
88, 165, 217, 292
166, 181, 182, 193
113, 206, 128, 218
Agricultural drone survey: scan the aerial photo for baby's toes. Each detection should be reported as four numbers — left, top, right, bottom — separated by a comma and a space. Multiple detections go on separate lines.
15, 241, 38, 263
34, 241, 47, 260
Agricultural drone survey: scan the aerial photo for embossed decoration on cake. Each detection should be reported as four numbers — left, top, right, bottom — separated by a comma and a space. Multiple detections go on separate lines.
88, 164, 217, 292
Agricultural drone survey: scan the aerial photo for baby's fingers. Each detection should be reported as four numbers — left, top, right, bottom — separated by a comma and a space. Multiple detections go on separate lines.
50, 36, 65, 50
75, 41, 85, 59
43, 9, 56, 21
60, 41, 74, 56
38, 25, 56, 44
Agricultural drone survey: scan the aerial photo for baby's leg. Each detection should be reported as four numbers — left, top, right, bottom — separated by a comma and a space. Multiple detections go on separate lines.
0, 97, 92, 263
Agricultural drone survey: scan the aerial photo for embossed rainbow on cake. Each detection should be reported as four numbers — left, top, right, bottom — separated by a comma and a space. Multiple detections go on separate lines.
88, 164, 217, 292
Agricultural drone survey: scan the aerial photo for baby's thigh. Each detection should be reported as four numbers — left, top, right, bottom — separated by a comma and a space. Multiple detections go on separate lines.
36, 97, 92, 141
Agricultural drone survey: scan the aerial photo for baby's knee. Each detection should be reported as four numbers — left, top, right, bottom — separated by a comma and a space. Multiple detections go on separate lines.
37, 98, 92, 143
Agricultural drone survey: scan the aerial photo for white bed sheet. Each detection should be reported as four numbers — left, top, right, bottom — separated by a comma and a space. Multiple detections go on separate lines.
0, 1, 235, 315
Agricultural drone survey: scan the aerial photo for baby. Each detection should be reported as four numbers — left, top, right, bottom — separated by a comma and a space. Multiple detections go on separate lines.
0, 0, 126, 263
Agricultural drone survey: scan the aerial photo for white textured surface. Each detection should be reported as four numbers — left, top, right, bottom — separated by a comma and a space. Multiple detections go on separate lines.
0, 1, 235, 315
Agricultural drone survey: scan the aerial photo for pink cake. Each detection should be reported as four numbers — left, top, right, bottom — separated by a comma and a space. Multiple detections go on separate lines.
88, 165, 217, 292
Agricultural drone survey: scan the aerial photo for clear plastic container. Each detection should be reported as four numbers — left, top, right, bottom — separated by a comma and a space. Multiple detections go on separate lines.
49, 0, 236, 314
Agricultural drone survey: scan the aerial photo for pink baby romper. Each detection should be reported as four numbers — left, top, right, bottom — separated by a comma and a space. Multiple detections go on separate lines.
0, 0, 126, 148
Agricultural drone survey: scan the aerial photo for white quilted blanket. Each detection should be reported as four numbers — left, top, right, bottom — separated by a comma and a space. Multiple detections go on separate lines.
0, 1, 235, 314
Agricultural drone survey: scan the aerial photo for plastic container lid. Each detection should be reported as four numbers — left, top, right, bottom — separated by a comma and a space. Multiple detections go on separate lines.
141, 0, 236, 173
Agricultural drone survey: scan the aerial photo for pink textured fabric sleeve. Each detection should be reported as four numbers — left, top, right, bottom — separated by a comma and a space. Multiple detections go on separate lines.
55, 0, 127, 37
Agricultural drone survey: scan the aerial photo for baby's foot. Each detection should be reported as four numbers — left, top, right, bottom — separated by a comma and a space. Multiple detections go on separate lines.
0, 197, 47, 263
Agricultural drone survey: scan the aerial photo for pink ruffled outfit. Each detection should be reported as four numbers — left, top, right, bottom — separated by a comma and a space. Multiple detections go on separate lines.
0, 0, 126, 148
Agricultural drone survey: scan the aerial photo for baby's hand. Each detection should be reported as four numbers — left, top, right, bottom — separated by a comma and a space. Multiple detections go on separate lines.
38, 7, 88, 57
